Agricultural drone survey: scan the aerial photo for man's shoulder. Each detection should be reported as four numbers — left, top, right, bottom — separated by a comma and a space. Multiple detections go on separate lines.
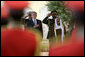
25, 19, 32, 21
48, 19, 54, 21
36, 19, 41, 22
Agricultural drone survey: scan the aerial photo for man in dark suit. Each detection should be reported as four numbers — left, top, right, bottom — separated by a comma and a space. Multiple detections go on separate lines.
25, 11, 43, 37
43, 11, 66, 42
25, 11, 33, 27
42, 11, 59, 39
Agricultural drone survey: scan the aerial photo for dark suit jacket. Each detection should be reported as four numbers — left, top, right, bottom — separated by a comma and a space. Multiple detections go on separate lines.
25, 19, 43, 36
42, 17, 55, 39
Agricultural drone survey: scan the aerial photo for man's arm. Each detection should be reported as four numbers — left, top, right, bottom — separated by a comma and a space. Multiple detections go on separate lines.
42, 17, 49, 24
42, 13, 52, 25
25, 19, 34, 28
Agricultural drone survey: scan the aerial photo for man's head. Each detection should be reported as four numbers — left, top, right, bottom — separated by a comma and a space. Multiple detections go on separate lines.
64, 1, 84, 28
4, 1, 29, 21
57, 18, 60, 26
1, 6, 9, 26
51, 11, 57, 19
31, 11, 37, 19
27, 12, 32, 19
9, 9, 24, 21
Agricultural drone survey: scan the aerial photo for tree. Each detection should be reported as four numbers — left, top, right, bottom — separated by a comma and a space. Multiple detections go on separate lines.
46, 1, 72, 24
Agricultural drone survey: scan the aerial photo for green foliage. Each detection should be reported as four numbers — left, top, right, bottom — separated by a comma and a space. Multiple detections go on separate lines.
46, 1, 72, 24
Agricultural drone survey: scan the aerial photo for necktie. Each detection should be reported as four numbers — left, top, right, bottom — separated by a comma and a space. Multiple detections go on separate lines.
34, 19, 36, 26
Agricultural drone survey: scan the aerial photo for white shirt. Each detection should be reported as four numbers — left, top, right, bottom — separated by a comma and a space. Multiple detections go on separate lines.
55, 18, 62, 30
54, 17, 64, 43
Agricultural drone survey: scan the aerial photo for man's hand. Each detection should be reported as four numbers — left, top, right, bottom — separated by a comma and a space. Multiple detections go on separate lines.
34, 24, 39, 28
47, 13, 52, 17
